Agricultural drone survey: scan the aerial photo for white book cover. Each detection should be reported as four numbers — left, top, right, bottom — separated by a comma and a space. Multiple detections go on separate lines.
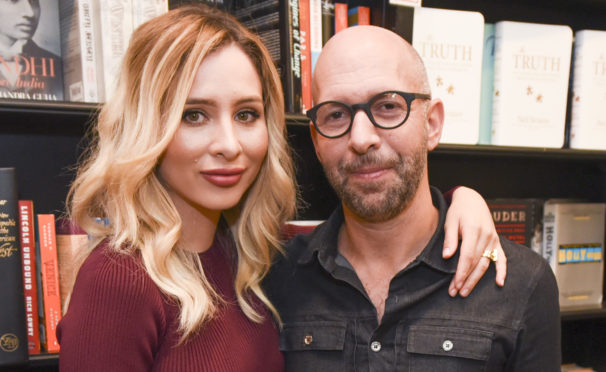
97, 0, 133, 102
542, 201, 605, 309
412, 7, 484, 145
569, 29, 606, 150
491, 21, 573, 148
310, 0, 322, 74
59, 0, 103, 102
132, 0, 169, 31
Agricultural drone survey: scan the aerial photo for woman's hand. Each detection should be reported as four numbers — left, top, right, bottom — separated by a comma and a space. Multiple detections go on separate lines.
443, 187, 507, 297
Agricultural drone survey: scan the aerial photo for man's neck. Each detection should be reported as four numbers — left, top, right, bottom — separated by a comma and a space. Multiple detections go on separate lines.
337, 185, 439, 322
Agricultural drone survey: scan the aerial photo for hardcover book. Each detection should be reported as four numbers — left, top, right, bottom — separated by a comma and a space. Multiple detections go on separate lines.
569, 29, 606, 150
412, 7, 484, 145
543, 201, 605, 309
98, 0, 134, 102
487, 198, 543, 255
320, 0, 334, 45
59, 0, 104, 102
0, 0, 64, 101
0, 168, 28, 366
309, 0, 322, 72
347, 6, 369, 26
18, 201, 41, 355
478, 23, 495, 145
491, 21, 573, 148
279, 0, 302, 113
132, 0, 169, 30
334, 2, 347, 33
299, 0, 312, 113
37, 214, 62, 353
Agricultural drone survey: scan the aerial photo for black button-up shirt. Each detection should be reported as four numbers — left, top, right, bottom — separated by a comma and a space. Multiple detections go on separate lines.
264, 187, 561, 371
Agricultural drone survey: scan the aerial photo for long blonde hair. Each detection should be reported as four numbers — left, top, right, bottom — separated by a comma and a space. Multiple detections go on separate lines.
67, 4, 296, 342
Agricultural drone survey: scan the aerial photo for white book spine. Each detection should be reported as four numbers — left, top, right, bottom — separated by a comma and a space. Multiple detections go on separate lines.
60, 0, 102, 102
132, 0, 169, 31
412, 7, 484, 145
309, 0, 322, 74
491, 21, 573, 148
98, 0, 133, 102
569, 30, 606, 150
542, 202, 558, 273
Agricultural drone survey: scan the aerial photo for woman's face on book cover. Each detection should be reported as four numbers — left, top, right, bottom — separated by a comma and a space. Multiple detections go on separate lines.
0, 0, 40, 44
157, 43, 268, 216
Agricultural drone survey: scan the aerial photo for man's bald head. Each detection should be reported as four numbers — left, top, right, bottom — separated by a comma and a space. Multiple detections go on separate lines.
312, 26, 430, 102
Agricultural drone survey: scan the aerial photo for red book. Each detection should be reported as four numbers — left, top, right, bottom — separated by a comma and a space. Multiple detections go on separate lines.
348, 6, 370, 26
18, 201, 41, 355
299, 0, 313, 113
334, 2, 348, 33
37, 214, 61, 353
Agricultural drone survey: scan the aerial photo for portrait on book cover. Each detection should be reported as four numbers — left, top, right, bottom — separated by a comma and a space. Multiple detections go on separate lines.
0, 0, 64, 101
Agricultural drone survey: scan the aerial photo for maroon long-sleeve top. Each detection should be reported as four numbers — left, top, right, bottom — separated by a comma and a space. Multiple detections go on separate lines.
57, 236, 283, 372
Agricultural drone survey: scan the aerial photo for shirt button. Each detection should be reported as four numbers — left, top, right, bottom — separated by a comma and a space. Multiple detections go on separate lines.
442, 340, 454, 352
370, 341, 382, 352
304, 335, 313, 345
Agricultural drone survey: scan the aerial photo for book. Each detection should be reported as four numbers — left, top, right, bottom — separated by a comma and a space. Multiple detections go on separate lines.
478, 23, 495, 145
487, 198, 543, 255
491, 21, 573, 148
18, 201, 41, 355
309, 0, 322, 73
334, 2, 347, 33
370, 1, 414, 42
347, 6, 370, 26
37, 214, 62, 353
543, 201, 605, 309
59, 0, 104, 102
568, 29, 606, 150
320, 0, 334, 45
412, 7, 484, 145
299, 0, 312, 113
97, 0, 134, 102
55, 218, 88, 313
0, 0, 64, 101
279, 0, 302, 113
0, 168, 28, 366
132, 0, 169, 30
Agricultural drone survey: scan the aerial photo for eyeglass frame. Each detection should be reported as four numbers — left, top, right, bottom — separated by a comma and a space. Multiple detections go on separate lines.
305, 90, 432, 139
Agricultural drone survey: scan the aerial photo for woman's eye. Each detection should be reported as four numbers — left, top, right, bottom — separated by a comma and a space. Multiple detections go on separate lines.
235, 110, 260, 123
182, 110, 206, 124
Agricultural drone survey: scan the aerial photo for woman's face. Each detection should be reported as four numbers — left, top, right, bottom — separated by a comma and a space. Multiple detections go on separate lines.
157, 44, 268, 216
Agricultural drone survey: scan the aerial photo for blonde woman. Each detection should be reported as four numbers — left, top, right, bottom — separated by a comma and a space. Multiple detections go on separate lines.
57, 4, 505, 371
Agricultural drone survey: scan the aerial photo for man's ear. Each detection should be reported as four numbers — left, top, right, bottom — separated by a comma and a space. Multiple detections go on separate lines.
309, 122, 323, 162
426, 98, 444, 151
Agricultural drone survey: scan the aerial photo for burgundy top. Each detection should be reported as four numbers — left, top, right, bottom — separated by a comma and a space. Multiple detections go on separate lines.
57, 236, 283, 372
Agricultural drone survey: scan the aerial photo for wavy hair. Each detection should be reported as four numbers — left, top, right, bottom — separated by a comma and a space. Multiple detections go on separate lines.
67, 4, 296, 342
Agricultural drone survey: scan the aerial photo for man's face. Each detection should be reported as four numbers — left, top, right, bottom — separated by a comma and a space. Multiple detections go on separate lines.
311, 37, 430, 222
0, 0, 41, 44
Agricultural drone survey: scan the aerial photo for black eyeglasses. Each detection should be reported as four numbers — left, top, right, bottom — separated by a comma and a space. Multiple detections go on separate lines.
305, 90, 431, 138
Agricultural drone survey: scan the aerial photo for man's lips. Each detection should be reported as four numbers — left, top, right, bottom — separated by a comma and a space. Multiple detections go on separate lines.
201, 169, 244, 187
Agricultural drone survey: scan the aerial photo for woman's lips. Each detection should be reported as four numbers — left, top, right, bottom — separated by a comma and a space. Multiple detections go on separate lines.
201, 169, 244, 187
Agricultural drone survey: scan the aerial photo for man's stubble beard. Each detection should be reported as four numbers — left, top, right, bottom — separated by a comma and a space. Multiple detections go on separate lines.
323, 140, 427, 223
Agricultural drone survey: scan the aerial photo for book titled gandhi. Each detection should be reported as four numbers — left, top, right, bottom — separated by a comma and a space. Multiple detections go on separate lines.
0, 0, 64, 101
543, 201, 605, 309
569, 29, 606, 150
491, 21, 573, 148
412, 7, 484, 145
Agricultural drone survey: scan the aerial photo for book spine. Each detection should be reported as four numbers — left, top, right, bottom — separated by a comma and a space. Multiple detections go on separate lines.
98, 0, 134, 101
0, 168, 28, 366
279, 0, 302, 113
347, 6, 369, 26
299, 0, 312, 113
18, 201, 41, 355
490, 22, 504, 146
334, 2, 347, 33
320, 0, 334, 45
60, 0, 102, 102
37, 214, 62, 354
542, 203, 557, 272
309, 0, 322, 73
132, 0, 169, 30
478, 23, 495, 145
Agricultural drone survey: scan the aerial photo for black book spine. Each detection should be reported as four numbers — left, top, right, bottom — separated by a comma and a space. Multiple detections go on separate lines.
279, 0, 302, 113
0, 168, 28, 366
321, 0, 334, 45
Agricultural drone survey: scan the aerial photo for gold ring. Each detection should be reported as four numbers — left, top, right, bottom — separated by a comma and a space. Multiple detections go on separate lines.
482, 249, 498, 262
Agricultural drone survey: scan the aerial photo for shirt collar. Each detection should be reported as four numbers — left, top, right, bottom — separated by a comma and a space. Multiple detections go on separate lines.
296, 186, 459, 275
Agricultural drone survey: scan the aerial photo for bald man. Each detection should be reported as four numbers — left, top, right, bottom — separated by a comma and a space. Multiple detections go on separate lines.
264, 26, 560, 371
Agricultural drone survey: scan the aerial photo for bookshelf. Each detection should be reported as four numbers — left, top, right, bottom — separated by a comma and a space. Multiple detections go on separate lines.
1, 0, 606, 370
